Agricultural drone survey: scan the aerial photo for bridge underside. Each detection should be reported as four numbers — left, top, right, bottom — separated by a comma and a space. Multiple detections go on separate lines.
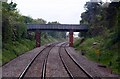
35, 31, 74, 47
27, 24, 88, 47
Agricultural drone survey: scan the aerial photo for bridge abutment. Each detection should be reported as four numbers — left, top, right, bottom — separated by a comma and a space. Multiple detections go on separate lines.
35, 31, 41, 47
69, 31, 73, 47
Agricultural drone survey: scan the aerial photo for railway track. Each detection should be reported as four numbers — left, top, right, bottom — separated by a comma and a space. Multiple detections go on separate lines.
59, 43, 94, 78
18, 42, 94, 78
19, 42, 59, 79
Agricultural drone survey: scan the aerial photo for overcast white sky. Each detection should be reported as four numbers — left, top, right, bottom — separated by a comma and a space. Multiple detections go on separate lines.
7, 0, 109, 24
8, 0, 91, 24
7, 0, 109, 37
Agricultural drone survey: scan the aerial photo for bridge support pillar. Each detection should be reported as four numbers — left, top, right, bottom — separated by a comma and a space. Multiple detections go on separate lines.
35, 31, 41, 47
69, 31, 73, 47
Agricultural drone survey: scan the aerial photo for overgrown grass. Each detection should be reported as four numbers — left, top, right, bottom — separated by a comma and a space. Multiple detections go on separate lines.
2, 39, 35, 65
2, 36, 62, 66
74, 36, 119, 74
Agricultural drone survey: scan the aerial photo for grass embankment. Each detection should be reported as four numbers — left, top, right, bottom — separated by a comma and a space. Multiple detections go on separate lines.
2, 39, 35, 65
2, 36, 62, 66
74, 36, 119, 74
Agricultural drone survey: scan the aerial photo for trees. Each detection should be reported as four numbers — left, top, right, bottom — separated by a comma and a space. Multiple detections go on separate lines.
80, 1, 120, 46
2, 1, 66, 45
80, 1, 105, 37
2, 2, 33, 41
32, 18, 47, 24
80, 1, 120, 38
47, 21, 66, 39
78, 1, 120, 73
2, 1, 67, 65
2, 2, 16, 43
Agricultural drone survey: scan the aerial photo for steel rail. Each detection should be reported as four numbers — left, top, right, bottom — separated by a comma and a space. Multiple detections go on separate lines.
18, 43, 58, 79
64, 47, 94, 79
41, 44, 57, 79
59, 43, 74, 79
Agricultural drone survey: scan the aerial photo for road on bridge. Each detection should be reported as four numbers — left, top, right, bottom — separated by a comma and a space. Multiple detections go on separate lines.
2, 42, 118, 78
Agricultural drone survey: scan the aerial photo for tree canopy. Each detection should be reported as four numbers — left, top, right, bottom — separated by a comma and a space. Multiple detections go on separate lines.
2, 1, 66, 45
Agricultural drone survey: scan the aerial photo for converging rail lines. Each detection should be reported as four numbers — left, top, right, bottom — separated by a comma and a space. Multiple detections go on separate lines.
18, 42, 94, 78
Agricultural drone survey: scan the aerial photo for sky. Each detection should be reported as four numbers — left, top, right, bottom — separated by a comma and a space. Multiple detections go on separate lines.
7, 0, 110, 24
7, 0, 109, 37
8, 0, 91, 24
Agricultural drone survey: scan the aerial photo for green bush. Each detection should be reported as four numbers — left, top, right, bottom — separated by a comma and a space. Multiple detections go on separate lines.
74, 36, 120, 74
2, 37, 61, 65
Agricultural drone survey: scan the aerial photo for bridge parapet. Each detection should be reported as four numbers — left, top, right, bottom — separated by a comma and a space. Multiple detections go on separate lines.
27, 24, 88, 32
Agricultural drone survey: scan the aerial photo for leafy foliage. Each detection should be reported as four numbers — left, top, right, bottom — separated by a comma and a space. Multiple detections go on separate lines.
46, 21, 66, 39
75, 1, 120, 74
2, 2, 66, 65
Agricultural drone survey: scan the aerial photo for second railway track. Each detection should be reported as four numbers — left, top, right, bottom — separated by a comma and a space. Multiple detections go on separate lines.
59, 43, 94, 79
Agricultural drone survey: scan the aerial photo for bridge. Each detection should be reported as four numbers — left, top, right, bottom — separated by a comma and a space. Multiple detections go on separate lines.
27, 24, 88, 47
27, 24, 88, 32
